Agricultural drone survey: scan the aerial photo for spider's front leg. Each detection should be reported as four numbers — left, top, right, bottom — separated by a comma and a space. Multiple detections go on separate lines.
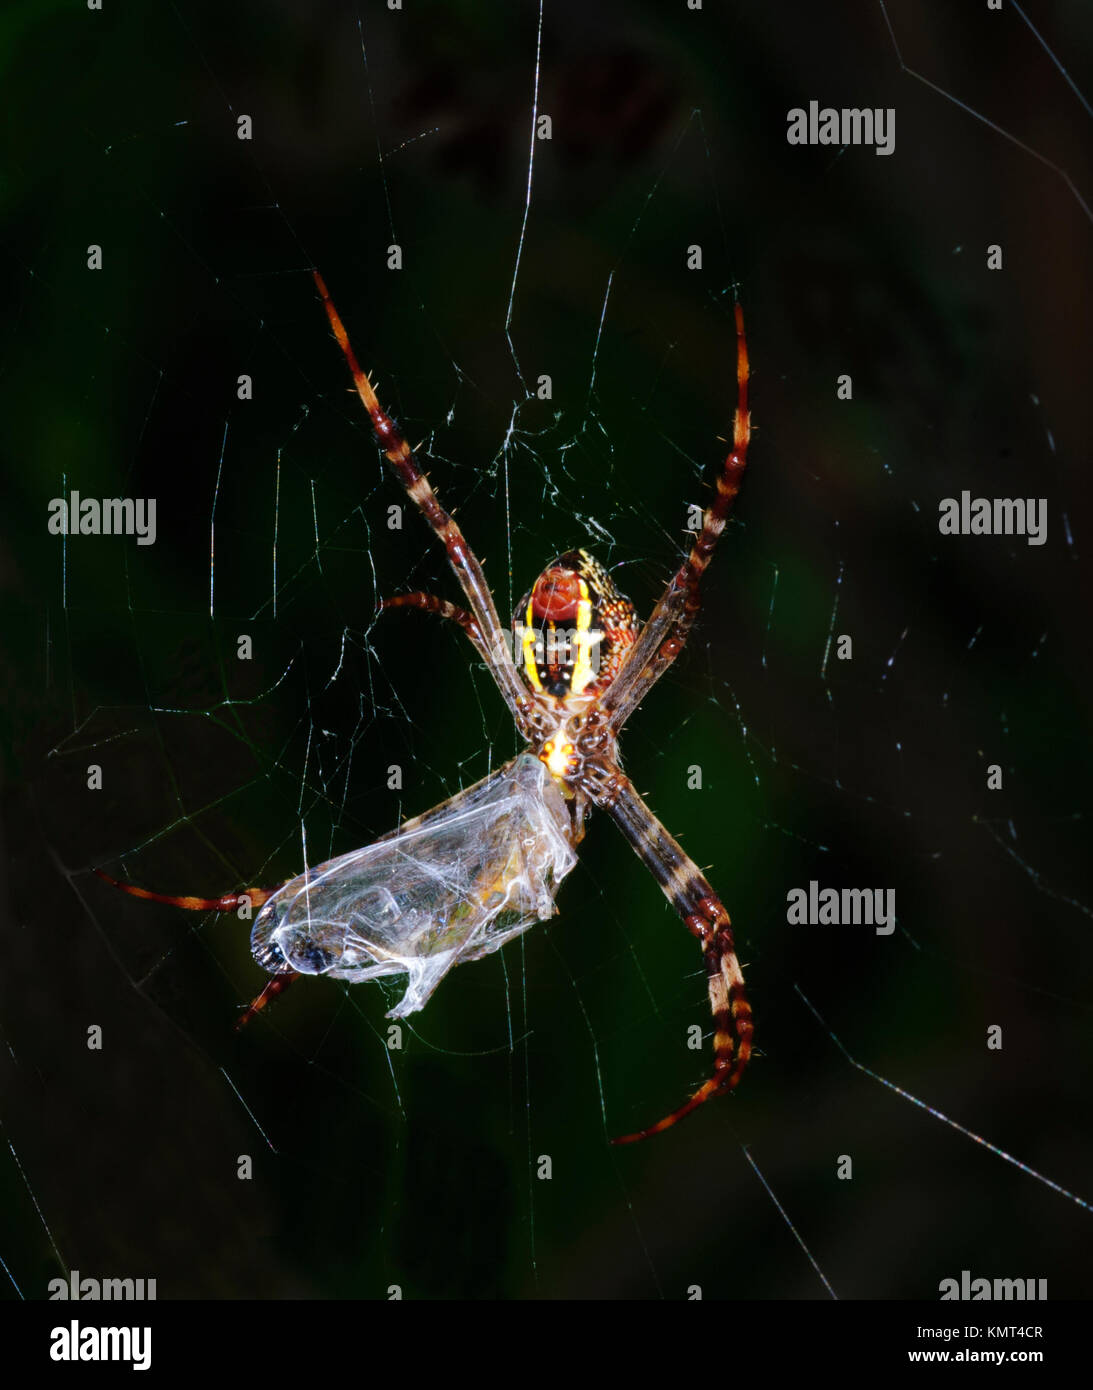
377, 592, 486, 658
313, 272, 530, 725
597, 302, 751, 737
586, 767, 754, 1144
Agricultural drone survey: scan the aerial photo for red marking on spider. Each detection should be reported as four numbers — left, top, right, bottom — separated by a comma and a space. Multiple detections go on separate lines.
531, 568, 582, 622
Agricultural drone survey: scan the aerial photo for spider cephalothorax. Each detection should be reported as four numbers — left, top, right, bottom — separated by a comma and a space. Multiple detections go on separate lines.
96, 273, 754, 1146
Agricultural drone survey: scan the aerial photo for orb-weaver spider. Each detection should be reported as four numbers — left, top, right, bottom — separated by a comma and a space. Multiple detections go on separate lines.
96, 272, 754, 1145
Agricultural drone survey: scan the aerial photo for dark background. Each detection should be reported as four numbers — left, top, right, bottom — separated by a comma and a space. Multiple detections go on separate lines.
2, 0, 1091, 1300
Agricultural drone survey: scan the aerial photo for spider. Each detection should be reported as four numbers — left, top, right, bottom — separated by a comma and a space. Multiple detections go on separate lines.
96, 271, 754, 1145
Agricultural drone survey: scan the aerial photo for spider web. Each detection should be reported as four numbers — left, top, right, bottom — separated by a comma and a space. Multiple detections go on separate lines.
2, 0, 1092, 1302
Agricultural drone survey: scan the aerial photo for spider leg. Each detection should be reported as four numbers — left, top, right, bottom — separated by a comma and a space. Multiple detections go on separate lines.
378, 592, 486, 657
235, 971, 300, 1031
95, 870, 301, 1027
594, 771, 753, 1145
313, 272, 530, 725
596, 303, 751, 736
93, 867, 277, 912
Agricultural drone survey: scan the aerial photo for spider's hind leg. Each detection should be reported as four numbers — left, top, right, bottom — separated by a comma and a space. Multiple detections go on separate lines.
613, 899, 753, 1145
596, 773, 754, 1145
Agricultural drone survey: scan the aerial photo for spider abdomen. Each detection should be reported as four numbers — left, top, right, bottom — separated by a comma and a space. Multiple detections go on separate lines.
514, 548, 640, 700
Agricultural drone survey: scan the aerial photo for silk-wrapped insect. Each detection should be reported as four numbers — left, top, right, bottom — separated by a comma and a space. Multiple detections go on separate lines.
249, 754, 576, 1018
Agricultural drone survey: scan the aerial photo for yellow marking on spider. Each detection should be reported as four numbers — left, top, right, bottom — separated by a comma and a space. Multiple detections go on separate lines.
569, 587, 604, 696
522, 575, 605, 697
521, 608, 543, 692
540, 739, 576, 781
